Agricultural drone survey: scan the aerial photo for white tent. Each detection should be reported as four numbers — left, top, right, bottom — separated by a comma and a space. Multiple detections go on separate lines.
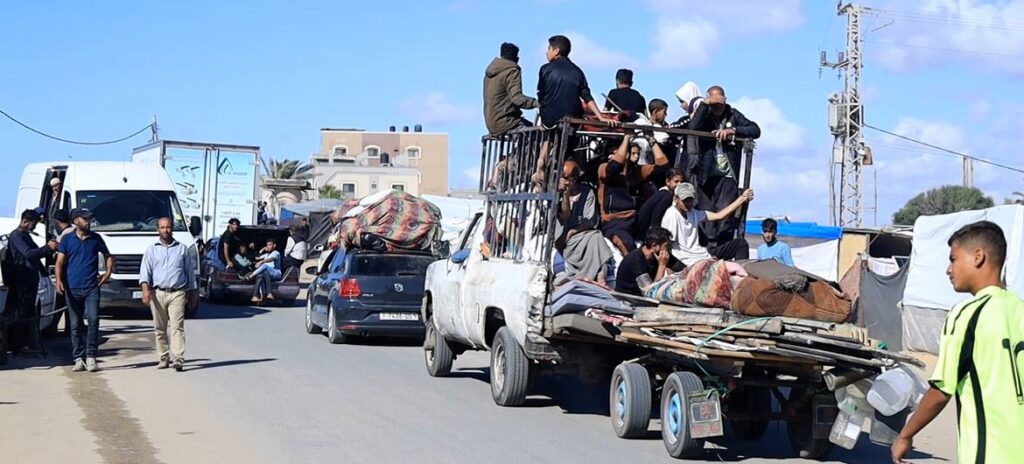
420, 194, 484, 247
902, 205, 1024, 353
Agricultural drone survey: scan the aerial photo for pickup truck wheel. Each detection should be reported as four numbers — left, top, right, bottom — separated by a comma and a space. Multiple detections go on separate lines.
424, 318, 453, 377
305, 298, 321, 335
490, 326, 529, 407
661, 371, 707, 459
610, 362, 652, 439
203, 279, 221, 304
327, 306, 347, 344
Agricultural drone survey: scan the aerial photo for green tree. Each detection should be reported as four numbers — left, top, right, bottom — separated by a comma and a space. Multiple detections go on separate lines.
893, 185, 994, 225
263, 158, 313, 180
318, 184, 344, 200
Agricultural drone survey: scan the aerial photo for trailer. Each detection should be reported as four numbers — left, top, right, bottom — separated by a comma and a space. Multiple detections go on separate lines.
132, 140, 261, 243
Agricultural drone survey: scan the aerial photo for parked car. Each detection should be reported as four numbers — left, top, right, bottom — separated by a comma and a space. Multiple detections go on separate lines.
0, 232, 59, 336
200, 225, 301, 306
304, 248, 435, 343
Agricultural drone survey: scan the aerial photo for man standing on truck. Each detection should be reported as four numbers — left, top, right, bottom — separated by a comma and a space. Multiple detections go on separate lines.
139, 217, 198, 372
661, 182, 752, 266
220, 218, 243, 270
2, 209, 58, 355
892, 221, 1024, 464
56, 208, 113, 372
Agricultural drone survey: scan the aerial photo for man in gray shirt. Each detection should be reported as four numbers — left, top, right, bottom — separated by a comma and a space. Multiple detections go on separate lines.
139, 217, 197, 372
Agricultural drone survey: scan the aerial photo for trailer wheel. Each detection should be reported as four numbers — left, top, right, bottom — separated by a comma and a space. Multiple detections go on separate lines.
424, 317, 454, 377
729, 386, 771, 440
490, 326, 529, 407
661, 371, 706, 459
786, 388, 834, 460
610, 363, 652, 439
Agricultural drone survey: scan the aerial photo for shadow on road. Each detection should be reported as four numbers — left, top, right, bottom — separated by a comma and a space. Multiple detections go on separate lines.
340, 336, 424, 347
194, 303, 271, 319
184, 357, 276, 371
448, 365, 610, 416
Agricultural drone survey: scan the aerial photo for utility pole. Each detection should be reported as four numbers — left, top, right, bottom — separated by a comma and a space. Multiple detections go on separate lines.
962, 156, 974, 188
151, 114, 160, 143
821, 3, 869, 227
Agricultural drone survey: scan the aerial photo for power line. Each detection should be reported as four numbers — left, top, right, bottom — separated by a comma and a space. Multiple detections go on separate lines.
864, 124, 1024, 175
0, 107, 153, 145
867, 7, 1024, 32
864, 40, 1024, 59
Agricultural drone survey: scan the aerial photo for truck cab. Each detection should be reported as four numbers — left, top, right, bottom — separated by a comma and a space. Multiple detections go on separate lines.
16, 162, 201, 315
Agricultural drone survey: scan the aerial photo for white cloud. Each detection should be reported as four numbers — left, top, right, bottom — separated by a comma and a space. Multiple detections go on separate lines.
397, 92, 475, 125
731, 97, 805, 152
871, 0, 1024, 74
890, 117, 964, 149
559, 32, 637, 70
646, 0, 803, 69
463, 166, 480, 186
650, 18, 720, 69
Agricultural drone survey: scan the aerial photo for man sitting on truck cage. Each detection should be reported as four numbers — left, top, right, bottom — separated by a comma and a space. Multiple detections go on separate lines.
686, 85, 760, 245
555, 161, 613, 285
661, 182, 752, 267
603, 68, 646, 123
220, 218, 243, 270
598, 133, 670, 255
635, 168, 685, 238
615, 226, 679, 296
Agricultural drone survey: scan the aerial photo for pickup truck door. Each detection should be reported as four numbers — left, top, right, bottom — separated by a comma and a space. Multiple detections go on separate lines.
435, 213, 483, 345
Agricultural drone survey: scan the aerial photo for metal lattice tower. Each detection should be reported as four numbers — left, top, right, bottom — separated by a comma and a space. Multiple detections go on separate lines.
822, 3, 867, 227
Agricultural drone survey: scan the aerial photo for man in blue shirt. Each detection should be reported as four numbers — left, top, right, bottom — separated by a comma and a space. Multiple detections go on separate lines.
139, 217, 197, 372
244, 238, 281, 304
756, 218, 794, 266
56, 208, 113, 372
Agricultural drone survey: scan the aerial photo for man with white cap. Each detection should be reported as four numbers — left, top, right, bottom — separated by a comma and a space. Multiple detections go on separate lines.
660, 182, 753, 266
47, 176, 64, 238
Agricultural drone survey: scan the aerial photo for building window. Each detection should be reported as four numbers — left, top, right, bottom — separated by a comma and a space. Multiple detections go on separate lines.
405, 146, 421, 159
341, 183, 356, 196
391, 184, 405, 192
314, 156, 330, 163
365, 145, 381, 158
332, 145, 349, 157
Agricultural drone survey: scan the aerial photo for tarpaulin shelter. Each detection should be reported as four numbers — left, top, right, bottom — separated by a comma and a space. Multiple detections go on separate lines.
279, 199, 344, 250
421, 194, 484, 247
901, 205, 1024, 353
745, 220, 843, 281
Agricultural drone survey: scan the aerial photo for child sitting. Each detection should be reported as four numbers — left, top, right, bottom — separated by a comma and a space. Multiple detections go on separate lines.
232, 243, 255, 273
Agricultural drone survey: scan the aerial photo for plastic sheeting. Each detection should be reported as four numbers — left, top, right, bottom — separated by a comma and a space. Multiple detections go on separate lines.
901, 305, 946, 354
747, 239, 839, 282
857, 264, 909, 351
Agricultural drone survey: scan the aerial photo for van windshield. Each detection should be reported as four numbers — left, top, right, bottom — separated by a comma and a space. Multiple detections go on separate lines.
76, 190, 187, 232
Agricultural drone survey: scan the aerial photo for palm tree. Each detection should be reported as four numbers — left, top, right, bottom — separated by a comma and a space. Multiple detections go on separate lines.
1005, 191, 1024, 205
318, 185, 344, 200
263, 158, 313, 180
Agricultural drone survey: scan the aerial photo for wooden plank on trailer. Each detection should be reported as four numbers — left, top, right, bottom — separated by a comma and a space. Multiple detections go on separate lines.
774, 342, 887, 368
619, 332, 813, 364
631, 308, 783, 334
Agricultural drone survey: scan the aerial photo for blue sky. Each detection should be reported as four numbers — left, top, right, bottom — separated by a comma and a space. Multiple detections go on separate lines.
2, 0, 1022, 226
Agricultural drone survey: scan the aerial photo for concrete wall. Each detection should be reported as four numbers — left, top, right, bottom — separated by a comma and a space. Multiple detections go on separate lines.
320, 168, 420, 197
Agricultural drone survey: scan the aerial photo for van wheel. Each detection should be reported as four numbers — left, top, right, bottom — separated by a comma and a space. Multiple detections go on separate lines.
490, 326, 529, 407
327, 306, 346, 344
424, 317, 454, 377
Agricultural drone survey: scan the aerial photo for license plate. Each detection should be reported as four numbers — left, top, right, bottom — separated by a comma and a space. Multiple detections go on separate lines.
379, 313, 418, 321
132, 290, 143, 299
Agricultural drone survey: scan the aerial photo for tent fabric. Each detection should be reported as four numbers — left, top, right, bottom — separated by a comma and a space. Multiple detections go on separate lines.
745, 221, 840, 282
280, 199, 344, 219
903, 205, 1024, 310
744, 220, 843, 240
901, 305, 946, 354
857, 263, 909, 351
867, 257, 900, 276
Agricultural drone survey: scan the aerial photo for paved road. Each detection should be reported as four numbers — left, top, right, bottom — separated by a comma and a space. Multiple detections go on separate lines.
2, 301, 956, 463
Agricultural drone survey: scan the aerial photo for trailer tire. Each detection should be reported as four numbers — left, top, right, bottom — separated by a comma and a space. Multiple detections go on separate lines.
610, 362, 652, 439
786, 388, 834, 460
661, 371, 706, 459
424, 317, 454, 377
729, 386, 771, 440
490, 326, 529, 407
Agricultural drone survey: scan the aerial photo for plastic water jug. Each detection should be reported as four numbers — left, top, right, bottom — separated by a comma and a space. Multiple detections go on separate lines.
829, 409, 866, 450
868, 366, 927, 416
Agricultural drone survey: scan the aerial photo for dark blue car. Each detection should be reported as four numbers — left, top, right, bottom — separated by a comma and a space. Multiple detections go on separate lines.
304, 248, 436, 344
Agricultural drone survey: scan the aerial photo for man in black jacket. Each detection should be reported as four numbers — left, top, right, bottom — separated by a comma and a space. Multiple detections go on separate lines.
2, 209, 57, 356
537, 35, 614, 128
686, 85, 760, 243
483, 42, 537, 137
603, 68, 646, 122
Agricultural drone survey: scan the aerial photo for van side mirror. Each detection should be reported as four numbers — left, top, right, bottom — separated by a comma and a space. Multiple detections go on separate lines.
450, 248, 470, 264
189, 216, 203, 238
304, 265, 319, 276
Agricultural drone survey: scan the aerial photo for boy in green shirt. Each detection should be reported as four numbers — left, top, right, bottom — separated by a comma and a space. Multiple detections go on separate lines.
893, 221, 1024, 463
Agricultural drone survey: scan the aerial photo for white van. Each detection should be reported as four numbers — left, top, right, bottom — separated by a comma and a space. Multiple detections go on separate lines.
15, 162, 201, 316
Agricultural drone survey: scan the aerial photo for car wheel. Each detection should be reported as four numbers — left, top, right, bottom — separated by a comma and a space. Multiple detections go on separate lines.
203, 279, 220, 303
327, 306, 346, 344
610, 362, 652, 439
424, 317, 454, 377
305, 298, 321, 335
490, 326, 529, 407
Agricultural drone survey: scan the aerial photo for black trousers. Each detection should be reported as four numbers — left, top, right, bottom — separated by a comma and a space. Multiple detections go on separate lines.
3, 283, 40, 352
708, 238, 749, 261
697, 176, 740, 245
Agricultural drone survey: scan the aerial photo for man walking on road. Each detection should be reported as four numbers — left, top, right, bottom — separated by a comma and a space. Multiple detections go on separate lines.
892, 221, 1024, 464
140, 217, 198, 372
56, 208, 113, 372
